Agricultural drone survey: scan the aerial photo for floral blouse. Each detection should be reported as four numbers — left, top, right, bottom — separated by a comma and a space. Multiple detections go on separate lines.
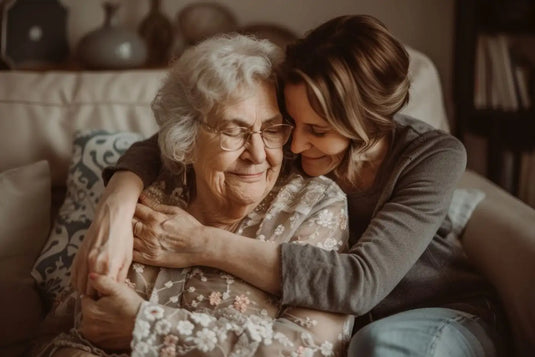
39, 169, 353, 357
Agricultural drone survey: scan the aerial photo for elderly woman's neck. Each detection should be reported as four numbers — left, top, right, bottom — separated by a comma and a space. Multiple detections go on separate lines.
187, 197, 255, 231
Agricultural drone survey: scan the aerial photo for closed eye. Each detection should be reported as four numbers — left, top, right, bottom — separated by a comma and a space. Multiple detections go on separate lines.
220, 126, 247, 137
309, 125, 330, 136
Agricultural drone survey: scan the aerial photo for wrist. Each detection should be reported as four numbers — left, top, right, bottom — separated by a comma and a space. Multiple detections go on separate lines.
196, 225, 220, 267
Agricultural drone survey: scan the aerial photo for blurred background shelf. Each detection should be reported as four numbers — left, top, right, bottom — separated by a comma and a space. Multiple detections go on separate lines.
454, 0, 535, 200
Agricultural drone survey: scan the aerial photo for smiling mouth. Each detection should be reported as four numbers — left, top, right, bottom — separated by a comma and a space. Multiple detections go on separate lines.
302, 155, 325, 161
229, 172, 265, 181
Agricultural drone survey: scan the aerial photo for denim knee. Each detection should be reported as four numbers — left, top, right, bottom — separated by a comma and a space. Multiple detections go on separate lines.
347, 308, 497, 357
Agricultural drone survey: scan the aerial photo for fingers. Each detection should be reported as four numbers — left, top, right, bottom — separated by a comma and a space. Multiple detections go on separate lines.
132, 216, 150, 240
91, 250, 110, 276
86, 246, 114, 294
132, 237, 150, 264
132, 217, 140, 236
132, 249, 146, 265
88, 273, 119, 297
134, 202, 158, 223
79, 295, 98, 342
139, 193, 178, 214
80, 294, 95, 312
132, 209, 159, 243
71, 250, 100, 298
133, 236, 143, 251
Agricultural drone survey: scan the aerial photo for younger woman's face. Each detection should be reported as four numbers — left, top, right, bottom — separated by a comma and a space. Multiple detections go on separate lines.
284, 83, 350, 177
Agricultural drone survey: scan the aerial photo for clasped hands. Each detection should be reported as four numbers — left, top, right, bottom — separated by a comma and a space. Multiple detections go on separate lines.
70, 193, 204, 350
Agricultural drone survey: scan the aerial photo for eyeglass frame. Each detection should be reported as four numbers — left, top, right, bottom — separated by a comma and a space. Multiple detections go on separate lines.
199, 121, 294, 152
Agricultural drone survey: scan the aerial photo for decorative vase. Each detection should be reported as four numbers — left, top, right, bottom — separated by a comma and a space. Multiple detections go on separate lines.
76, 2, 147, 70
138, 0, 173, 67
177, 2, 237, 46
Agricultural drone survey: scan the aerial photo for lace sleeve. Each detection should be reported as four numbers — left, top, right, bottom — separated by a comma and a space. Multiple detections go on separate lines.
132, 300, 350, 356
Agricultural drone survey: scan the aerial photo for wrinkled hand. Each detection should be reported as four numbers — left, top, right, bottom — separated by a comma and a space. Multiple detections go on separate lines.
71, 196, 134, 297
80, 273, 143, 351
132, 194, 206, 268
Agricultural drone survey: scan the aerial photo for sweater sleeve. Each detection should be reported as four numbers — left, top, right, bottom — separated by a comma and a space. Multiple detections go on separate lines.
102, 133, 161, 188
280, 132, 467, 316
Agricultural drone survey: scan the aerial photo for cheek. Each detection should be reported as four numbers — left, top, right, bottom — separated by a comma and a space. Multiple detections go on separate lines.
319, 139, 350, 156
266, 149, 283, 169
194, 151, 238, 183
266, 149, 283, 182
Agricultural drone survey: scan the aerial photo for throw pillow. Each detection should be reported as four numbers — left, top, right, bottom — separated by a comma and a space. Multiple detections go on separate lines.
448, 188, 486, 236
0, 160, 51, 348
31, 130, 143, 307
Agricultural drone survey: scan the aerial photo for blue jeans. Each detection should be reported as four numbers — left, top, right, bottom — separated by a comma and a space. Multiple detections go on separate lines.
348, 308, 498, 357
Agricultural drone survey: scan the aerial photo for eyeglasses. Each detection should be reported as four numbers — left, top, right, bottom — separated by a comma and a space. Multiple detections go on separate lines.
201, 122, 294, 152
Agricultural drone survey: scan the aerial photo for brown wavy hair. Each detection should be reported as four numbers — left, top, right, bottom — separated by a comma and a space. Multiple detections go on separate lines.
279, 15, 410, 184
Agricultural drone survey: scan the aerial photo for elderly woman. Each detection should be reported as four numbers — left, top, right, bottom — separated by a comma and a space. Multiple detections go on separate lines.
38, 34, 352, 356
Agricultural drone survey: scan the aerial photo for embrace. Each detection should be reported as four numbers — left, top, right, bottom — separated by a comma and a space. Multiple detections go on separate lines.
37, 15, 504, 357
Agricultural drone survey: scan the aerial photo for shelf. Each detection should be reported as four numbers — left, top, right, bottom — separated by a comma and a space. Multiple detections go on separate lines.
464, 109, 535, 151
477, 0, 535, 34
455, 0, 535, 196
478, 23, 535, 35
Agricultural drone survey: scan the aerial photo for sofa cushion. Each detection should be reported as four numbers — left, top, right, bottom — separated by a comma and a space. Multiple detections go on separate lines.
0, 71, 161, 187
0, 49, 448, 189
448, 188, 485, 236
460, 170, 535, 355
31, 130, 143, 306
0, 160, 51, 348
401, 46, 450, 133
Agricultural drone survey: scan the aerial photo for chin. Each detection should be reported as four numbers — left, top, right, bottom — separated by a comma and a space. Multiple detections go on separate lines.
232, 192, 264, 206
302, 165, 324, 177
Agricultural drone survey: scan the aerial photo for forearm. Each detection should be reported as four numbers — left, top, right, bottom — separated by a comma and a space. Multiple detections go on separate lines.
72, 170, 146, 294
100, 171, 143, 215
198, 226, 282, 295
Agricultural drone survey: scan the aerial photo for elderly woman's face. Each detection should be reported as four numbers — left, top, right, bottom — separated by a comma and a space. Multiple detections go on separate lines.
192, 81, 284, 207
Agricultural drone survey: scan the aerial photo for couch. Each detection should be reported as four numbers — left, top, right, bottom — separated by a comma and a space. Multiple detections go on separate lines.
0, 47, 533, 356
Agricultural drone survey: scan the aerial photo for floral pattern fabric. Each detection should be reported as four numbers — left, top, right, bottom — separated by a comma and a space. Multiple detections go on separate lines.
129, 169, 353, 356
40, 169, 353, 356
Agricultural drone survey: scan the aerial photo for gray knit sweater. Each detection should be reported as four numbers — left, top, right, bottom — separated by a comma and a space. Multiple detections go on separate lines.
280, 115, 500, 329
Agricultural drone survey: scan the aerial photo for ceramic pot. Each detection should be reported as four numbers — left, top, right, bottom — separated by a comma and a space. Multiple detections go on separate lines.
76, 2, 147, 70
177, 2, 237, 45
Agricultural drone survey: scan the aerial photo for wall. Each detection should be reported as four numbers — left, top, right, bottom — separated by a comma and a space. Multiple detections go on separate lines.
60, 0, 456, 126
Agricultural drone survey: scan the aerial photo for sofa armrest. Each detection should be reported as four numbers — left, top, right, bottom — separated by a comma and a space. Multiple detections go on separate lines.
458, 170, 535, 356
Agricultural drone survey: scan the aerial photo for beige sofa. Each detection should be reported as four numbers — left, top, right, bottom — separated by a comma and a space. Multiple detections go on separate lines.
0, 48, 533, 356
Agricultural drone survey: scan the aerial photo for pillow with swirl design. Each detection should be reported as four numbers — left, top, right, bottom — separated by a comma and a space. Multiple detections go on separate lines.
31, 130, 143, 308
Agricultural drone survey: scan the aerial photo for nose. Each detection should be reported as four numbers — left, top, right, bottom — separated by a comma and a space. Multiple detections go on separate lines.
290, 127, 310, 154
241, 132, 267, 163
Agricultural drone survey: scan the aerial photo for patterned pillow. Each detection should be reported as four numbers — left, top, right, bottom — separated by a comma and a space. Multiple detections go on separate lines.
31, 130, 144, 306
448, 188, 485, 236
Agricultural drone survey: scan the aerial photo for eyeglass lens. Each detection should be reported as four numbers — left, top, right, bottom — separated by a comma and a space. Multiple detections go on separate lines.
219, 124, 293, 151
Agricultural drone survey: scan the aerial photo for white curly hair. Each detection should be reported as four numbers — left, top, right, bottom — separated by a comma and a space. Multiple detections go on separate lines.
152, 33, 284, 172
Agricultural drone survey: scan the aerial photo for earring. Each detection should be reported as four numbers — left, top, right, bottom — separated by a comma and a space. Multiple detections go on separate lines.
182, 165, 188, 186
